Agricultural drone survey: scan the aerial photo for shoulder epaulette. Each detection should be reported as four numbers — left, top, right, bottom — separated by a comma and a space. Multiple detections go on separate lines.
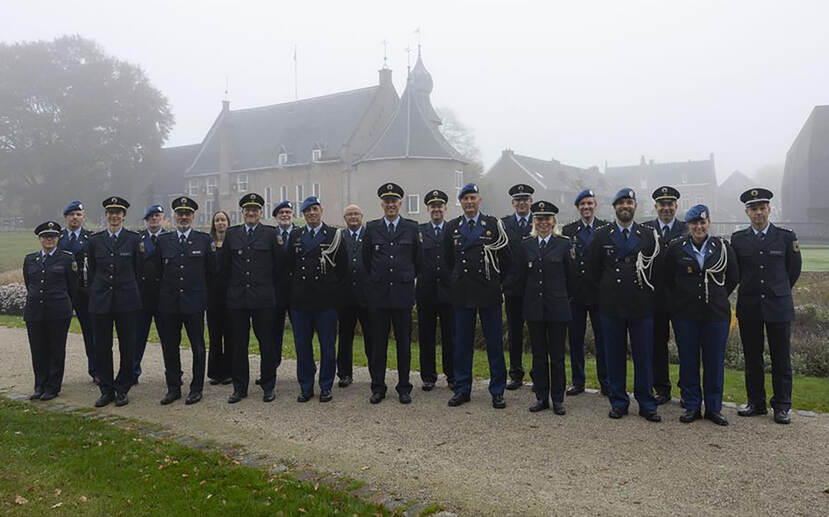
91, 230, 106, 237
61, 250, 73, 256
556, 234, 570, 240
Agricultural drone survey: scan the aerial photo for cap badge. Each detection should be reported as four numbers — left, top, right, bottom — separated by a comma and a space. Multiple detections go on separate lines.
250, 194, 255, 200
111, 197, 117, 203
433, 190, 438, 196
48, 222, 54, 228
518, 185, 524, 192
539, 202, 545, 209
78, 203, 83, 210
701, 211, 707, 219
387, 184, 393, 191
751, 189, 758, 197
662, 187, 668, 193
587, 190, 593, 196
180, 197, 186, 203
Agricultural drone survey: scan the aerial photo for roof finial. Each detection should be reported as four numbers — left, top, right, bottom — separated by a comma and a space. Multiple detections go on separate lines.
381, 39, 389, 69
414, 27, 422, 50
405, 45, 411, 76
224, 75, 229, 101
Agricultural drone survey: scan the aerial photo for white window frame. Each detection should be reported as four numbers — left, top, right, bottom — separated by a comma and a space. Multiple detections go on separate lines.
295, 184, 304, 217
236, 173, 248, 193
408, 194, 420, 214
312, 183, 321, 200
205, 198, 214, 217
312, 149, 322, 162
265, 187, 272, 217
280, 185, 288, 203
206, 176, 217, 195
278, 152, 288, 166
455, 170, 464, 206
188, 179, 199, 197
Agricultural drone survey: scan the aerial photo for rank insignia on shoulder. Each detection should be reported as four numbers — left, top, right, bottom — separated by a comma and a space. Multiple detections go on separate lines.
793, 240, 800, 252
481, 220, 487, 226
570, 248, 576, 260
139, 242, 145, 253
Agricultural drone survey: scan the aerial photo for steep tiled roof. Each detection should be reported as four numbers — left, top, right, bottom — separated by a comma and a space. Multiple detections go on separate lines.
509, 153, 606, 191
605, 156, 717, 188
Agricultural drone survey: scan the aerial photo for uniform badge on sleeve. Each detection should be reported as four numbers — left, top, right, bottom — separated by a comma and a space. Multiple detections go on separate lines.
277, 235, 284, 246
210, 241, 217, 252
793, 240, 800, 252
71, 261, 78, 272
687, 266, 693, 274
139, 242, 145, 253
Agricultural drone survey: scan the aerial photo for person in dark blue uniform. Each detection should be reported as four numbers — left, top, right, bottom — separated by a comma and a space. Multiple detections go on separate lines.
643, 186, 688, 405
561, 189, 609, 396
363, 183, 422, 405
732, 188, 802, 424
87, 196, 142, 407
266, 200, 297, 386
155, 197, 217, 406
58, 200, 96, 384
337, 204, 372, 388
664, 205, 739, 425
501, 184, 534, 390
444, 183, 510, 409
517, 201, 572, 415
23, 221, 78, 400
207, 210, 232, 385
416, 190, 455, 391
223, 193, 283, 404
287, 196, 347, 402
587, 188, 661, 422
134, 204, 167, 384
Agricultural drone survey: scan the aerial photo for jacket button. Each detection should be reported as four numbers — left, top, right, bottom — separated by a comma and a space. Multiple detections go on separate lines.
180, 289, 184, 293
246, 284, 250, 287
389, 282, 394, 285
352, 257, 357, 262
581, 270, 585, 274
179, 277, 184, 281
180, 265, 184, 269
463, 269, 468, 273
616, 278, 621, 283
760, 265, 764, 269
760, 279, 764, 284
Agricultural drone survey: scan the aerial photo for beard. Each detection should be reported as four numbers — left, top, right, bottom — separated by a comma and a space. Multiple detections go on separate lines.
616, 207, 634, 223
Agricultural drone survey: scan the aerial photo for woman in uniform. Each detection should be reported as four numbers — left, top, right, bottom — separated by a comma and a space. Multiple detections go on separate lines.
663, 205, 739, 425
23, 221, 78, 400
207, 210, 232, 385
518, 201, 573, 415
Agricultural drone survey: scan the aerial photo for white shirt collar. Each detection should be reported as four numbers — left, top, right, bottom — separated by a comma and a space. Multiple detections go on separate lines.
177, 228, 192, 239
108, 227, 122, 238
659, 219, 674, 231
245, 223, 258, 233
432, 221, 445, 230
753, 224, 770, 235
515, 213, 529, 224
349, 226, 362, 237
42, 248, 57, 258
307, 223, 322, 235
148, 228, 163, 237
616, 221, 633, 232
384, 216, 401, 229
538, 235, 551, 245
464, 212, 481, 225
581, 218, 594, 228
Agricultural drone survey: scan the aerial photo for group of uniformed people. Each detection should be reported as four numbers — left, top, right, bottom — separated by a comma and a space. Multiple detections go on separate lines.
22, 180, 802, 424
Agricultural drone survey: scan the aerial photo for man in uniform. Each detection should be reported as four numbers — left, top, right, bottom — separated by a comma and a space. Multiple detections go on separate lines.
644, 186, 688, 404
134, 204, 167, 384
444, 183, 510, 409
363, 183, 421, 404
337, 204, 371, 388
416, 190, 454, 391
732, 188, 802, 424
59, 200, 96, 384
155, 196, 216, 405
501, 184, 534, 389
222, 193, 283, 404
87, 196, 142, 407
587, 188, 661, 422
561, 189, 609, 396
286, 196, 347, 402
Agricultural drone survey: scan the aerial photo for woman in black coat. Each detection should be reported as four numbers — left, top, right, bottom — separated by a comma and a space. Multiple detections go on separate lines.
23, 221, 78, 400
517, 201, 574, 415
206, 210, 232, 384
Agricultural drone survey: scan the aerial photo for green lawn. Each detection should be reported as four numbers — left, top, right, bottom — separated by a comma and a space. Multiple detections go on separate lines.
801, 244, 829, 272
1, 314, 826, 412
0, 232, 37, 273
0, 397, 387, 516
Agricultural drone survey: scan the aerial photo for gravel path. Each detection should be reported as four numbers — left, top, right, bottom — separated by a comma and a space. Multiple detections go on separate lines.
1, 327, 827, 515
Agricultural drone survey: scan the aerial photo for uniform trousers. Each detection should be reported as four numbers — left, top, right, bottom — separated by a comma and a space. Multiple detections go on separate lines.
73, 295, 96, 379
158, 312, 206, 393
528, 321, 567, 403
568, 301, 607, 389
134, 307, 160, 381
673, 318, 729, 413
337, 305, 372, 380
652, 310, 674, 396
368, 308, 413, 396
94, 311, 139, 395
228, 308, 277, 394
272, 305, 290, 370
26, 318, 71, 394
600, 315, 657, 413
453, 304, 507, 396
291, 308, 337, 394
738, 318, 792, 410
416, 301, 454, 384
206, 304, 231, 382
504, 296, 526, 380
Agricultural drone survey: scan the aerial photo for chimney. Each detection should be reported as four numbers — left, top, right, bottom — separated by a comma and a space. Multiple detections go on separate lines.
222, 99, 230, 113
378, 68, 392, 88
640, 155, 646, 165
502, 148, 514, 157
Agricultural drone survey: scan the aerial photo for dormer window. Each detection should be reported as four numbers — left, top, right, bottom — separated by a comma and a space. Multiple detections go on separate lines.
312, 149, 322, 162
278, 152, 288, 166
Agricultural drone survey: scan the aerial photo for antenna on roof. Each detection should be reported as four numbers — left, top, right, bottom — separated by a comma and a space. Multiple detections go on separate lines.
381, 39, 389, 69
224, 75, 229, 101
293, 45, 298, 100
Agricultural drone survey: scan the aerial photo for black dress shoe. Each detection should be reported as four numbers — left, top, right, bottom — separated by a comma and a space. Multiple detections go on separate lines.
338, 376, 352, 388
640, 410, 661, 422
448, 392, 470, 407
679, 409, 702, 423
30, 390, 44, 400
600, 385, 609, 396
296, 391, 313, 403
40, 392, 58, 401
529, 399, 549, 412
704, 411, 729, 426
115, 393, 129, 407
738, 403, 768, 417
506, 379, 523, 390
369, 392, 385, 404
421, 381, 435, 392
92, 376, 101, 386
220, 377, 233, 385
254, 377, 261, 386
447, 380, 456, 391
608, 406, 628, 419
654, 392, 671, 405
263, 389, 276, 403
227, 391, 246, 404
566, 385, 585, 396
95, 392, 115, 407
319, 389, 332, 402
773, 408, 791, 424
208, 378, 222, 386
492, 394, 506, 409
552, 402, 566, 415
185, 392, 203, 405
160, 390, 182, 405
399, 393, 412, 404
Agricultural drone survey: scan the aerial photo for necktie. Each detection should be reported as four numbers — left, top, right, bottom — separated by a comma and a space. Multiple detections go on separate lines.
111, 233, 118, 244
352, 231, 358, 242
623, 228, 630, 240
539, 239, 547, 249
586, 225, 592, 235
756, 231, 764, 242
467, 219, 474, 233
661, 225, 669, 240
246, 227, 254, 241
180, 234, 187, 246
519, 218, 526, 230
434, 226, 441, 239
69, 232, 77, 246
282, 229, 289, 242
388, 222, 395, 235
152, 234, 158, 246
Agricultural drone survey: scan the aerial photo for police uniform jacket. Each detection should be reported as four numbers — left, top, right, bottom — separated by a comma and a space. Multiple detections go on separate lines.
643, 218, 688, 309
443, 214, 511, 309
561, 218, 608, 306
138, 229, 165, 310
501, 214, 532, 298
221, 224, 283, 310
274, 225, 298, 308
587, 222, 660, 319
58, 228, 92, 296
415, 222, 451, 304
362, 218, 421, 309
730, 224, 802, 322
663, 236, 739, 321
23, 250, 78, 322
86, 229, 143, 314
285, 223, 347, 311
155, 230, 217, 314
341, 226, 369, 308
517, 235, 573, 322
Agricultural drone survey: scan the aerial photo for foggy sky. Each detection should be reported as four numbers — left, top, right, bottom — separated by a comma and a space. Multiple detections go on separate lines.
4, 0, 828, 183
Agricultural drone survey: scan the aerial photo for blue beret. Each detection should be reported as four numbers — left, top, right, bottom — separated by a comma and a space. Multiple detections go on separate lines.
458, 183, 480, 200
143, 204, 164, 220
574, 189, 595, 206
272, 200, 293, 216
685, 204, 710, 223
63, 200, 85, 216
612, 188, 636, 205
300, 196, 320, 213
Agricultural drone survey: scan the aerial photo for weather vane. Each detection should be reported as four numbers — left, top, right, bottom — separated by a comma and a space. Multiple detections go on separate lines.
381, 39, 389, 68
